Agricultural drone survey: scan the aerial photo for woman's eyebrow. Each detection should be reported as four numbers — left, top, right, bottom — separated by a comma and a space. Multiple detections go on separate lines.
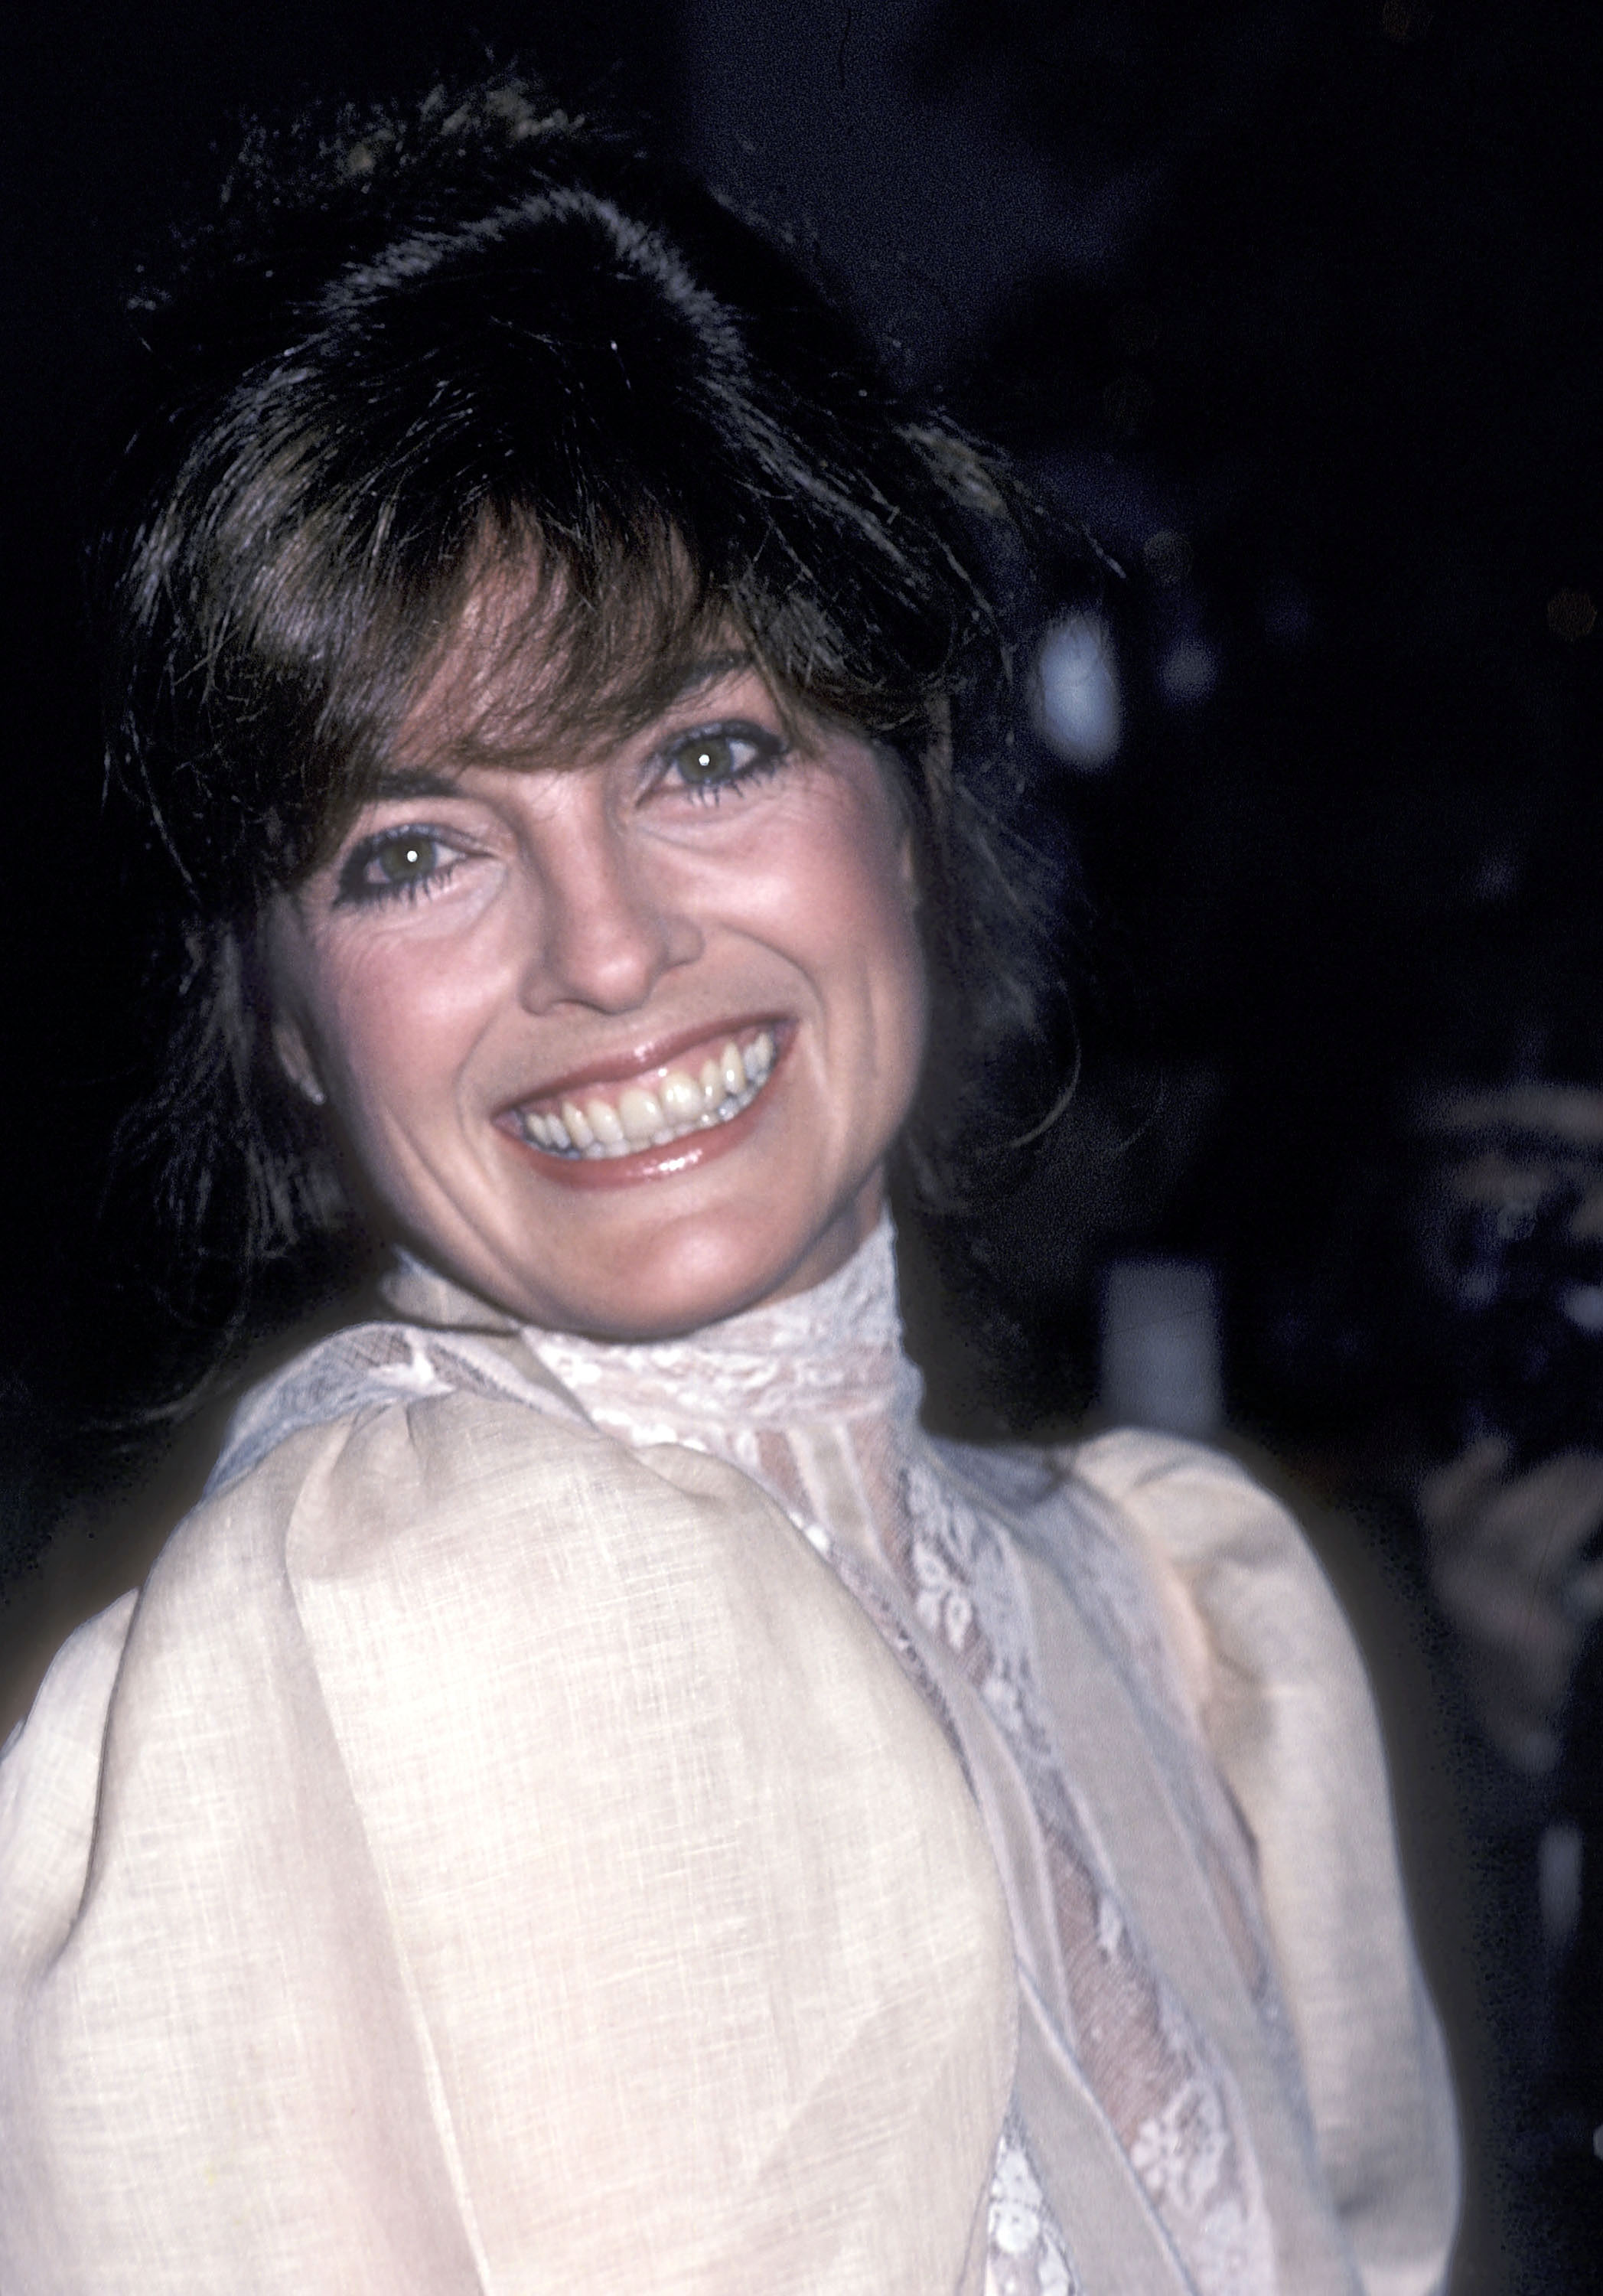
367, 765, 468, 802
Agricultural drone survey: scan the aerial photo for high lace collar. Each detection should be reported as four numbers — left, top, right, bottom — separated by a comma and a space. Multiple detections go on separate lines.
520, 1218, 922, 1444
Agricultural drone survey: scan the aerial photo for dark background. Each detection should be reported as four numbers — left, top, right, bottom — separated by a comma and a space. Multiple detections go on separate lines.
8, 0, 1603, 1440
4, 3, 1603, 2285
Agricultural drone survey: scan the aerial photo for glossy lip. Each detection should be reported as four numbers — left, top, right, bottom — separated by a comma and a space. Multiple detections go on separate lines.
499, 1013, 788, 1118
503, 1073, 779, 1189
494, 1016, 792, 1190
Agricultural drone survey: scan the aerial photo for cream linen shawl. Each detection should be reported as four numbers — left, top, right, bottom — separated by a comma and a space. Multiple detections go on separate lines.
0, 1229, 1458, 2294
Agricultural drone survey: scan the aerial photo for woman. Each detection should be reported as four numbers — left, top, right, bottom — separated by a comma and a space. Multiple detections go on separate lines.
0, 80, 1457, 2294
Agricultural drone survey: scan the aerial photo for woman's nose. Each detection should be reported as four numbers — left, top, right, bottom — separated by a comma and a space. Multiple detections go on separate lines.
519, 784, 702, 1014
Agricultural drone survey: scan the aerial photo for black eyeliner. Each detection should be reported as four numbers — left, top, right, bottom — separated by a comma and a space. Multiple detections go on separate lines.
657, 718, 789, 804
333, 823, 459, 908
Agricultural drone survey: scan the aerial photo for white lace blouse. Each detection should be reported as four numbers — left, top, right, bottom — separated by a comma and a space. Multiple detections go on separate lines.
0, 1225, 1458, 2294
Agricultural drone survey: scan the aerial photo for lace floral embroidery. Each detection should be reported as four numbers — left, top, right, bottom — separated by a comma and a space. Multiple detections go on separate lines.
891, 1452, 1274, 2296
1012, 1456, 1305, 2113
986, 2120, 1080, 2296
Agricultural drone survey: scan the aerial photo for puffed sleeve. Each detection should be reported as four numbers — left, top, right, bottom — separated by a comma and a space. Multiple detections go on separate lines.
1069, 1430, 1461, 2296
0, 1388, 1015, 2295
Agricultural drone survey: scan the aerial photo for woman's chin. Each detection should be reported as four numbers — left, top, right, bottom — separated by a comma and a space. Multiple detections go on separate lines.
473, 1188, 879, 1342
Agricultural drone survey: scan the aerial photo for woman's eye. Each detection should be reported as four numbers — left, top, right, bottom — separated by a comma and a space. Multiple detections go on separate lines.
663, 723, 784, 800
373, 831, 441, 885
337, 827, 459, 905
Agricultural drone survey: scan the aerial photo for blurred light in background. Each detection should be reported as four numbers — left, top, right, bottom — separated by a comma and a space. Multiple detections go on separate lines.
1102, 373, 1155, 438
1382, 0, 1435, 44
1158, 636, 1219, 707
1142, 528, 1193, 585
1261, 580, 1313, 647
1547, 587, 1597, 641
1100, 1258, 1223, 1438
1034, 612, 1122, 769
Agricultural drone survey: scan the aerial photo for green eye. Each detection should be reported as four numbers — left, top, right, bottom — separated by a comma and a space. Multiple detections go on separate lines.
374, 832, 439, 885
337, 825, 459, 907
675, 734, 740, 787
663, 722, 785, 801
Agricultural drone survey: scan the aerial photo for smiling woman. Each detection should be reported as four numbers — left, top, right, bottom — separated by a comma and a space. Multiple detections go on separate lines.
0, 74, 1458, 2296
264, 659, 925, 1337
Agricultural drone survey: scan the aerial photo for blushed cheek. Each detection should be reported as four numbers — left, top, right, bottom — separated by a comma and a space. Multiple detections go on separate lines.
335, 999, 456, 1176
320, 934, 462, 1090
849, 863, 927, 1134
835, 795, 928, 1117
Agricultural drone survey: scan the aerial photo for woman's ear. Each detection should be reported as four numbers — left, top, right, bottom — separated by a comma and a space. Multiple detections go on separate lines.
271, 1011, 327, 1108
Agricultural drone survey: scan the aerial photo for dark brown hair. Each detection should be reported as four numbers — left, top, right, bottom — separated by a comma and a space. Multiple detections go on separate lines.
101, 74, 1077, 1342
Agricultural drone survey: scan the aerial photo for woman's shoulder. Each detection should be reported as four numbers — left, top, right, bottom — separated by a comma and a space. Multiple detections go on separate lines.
946, 1425, 1461, 2272
0, 1315, 587, 1763
941, 1424, 1373, 1734
1, 1342, 1018, 2291
933, 1423, 1410, 1935
206, 1310, 585, 1493
1055, 1427, 1399, 1778
0, 1316, 879, 1971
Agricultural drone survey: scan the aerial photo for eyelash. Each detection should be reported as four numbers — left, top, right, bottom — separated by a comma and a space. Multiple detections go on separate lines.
334, 719, 790, 908
653, 719, 788, 804
335, 830, 466, 909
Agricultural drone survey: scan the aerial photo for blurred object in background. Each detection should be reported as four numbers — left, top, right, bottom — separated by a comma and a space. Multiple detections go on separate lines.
910, 1062, 1225, 1438
1409, 1082, 1603, 1766
1406, 1080, 1603, 2264
1100, 1257, 1223, 1437
1419, 1434, 1603, 1779
1034, 612, 1123, 770
1409, 1083, 1603, 1471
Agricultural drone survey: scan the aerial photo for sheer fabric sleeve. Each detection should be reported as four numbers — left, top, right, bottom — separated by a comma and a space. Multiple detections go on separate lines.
1067, 1431, 1461, 2296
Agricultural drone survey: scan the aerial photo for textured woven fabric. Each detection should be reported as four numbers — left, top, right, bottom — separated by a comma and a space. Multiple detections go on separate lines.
523, 1229, 1278, 2296
0, 1227, 1459, 2292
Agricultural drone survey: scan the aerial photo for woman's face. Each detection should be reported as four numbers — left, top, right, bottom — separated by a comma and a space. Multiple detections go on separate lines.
264, 651, 928, 1339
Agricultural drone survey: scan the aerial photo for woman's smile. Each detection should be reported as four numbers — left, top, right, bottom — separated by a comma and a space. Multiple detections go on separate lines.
504, 1018, 782, 1167
263, 663, 928, 1339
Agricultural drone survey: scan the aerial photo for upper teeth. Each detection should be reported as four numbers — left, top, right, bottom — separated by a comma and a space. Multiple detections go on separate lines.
520, 1032, 776, 1159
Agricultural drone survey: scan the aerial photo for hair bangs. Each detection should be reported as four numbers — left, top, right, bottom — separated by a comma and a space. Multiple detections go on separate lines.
383, 510, 748, 778
117, 171, 955, 900
99, 75, 1083, 1381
